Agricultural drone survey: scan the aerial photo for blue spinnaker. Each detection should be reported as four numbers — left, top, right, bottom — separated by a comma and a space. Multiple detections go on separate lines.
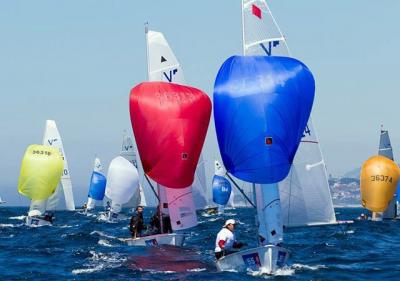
213, 56, 315, 184
212, 175, 232, 205
88, 171, 107, 200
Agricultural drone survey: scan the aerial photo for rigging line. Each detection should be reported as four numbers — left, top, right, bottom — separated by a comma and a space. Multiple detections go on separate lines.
144, 174, 159, 202
226, 173, 255, 208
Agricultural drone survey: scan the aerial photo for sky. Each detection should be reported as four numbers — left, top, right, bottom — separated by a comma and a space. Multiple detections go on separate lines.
1, 0, 399, 206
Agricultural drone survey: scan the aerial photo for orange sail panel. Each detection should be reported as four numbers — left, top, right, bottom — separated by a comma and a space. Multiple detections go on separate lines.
360, 155, 400, 212
129, 82, 211, 189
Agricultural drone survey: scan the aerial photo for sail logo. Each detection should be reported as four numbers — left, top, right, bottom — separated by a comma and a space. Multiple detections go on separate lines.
48, 138, 58, 145
163, 69, 178, 82
260, 41, 280, 56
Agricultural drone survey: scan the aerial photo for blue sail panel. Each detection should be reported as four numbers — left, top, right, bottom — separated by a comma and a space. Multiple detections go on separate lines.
88, 171, 107, 200
212, 175, 232, 205
213, 56, 315, 184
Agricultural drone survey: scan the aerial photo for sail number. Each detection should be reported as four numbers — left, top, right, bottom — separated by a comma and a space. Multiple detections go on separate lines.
302, 125, 311, 138
371, 175, 393, 183
32, 150, 52, 156
63, 169, 68, 176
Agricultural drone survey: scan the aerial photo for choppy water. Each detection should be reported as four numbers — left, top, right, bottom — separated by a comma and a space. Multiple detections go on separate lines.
1, 207, 400, 280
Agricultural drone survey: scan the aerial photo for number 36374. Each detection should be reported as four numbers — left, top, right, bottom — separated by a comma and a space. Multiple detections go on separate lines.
371, 175, 393, 183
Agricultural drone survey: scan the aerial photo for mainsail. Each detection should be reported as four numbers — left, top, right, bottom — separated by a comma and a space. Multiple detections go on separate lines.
30, 120, 75, 212
379, 127, 397, 218
129, 82, 211, 231
242, 0, 336, 227
19, 145, 64, 213
120, 132, 146, 207
146, 27, 209, 210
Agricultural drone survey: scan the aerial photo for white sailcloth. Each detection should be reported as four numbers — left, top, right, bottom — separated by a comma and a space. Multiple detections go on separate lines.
146, 27, 208, 210
120, 133, 146, 208
255, 184, 283, 245
379, 127, 396, 218
163, 185, 198, 231
105, 156, 139, 213
242, 0, 336, 227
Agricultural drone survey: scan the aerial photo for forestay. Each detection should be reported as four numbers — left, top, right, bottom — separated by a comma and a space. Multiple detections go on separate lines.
242, 0, 336, 227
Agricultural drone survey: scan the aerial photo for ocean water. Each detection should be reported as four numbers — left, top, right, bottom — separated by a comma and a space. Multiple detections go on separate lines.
1, 207, 400, 280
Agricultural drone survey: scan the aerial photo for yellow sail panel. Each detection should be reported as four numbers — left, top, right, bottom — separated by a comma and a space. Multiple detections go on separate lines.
18, 144, 64, 201
360, 155, 400, 212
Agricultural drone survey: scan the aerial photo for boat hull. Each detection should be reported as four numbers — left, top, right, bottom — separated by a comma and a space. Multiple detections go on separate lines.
25, 216, 52, 227
216, 245, 289, 274
121, 233, 186, 247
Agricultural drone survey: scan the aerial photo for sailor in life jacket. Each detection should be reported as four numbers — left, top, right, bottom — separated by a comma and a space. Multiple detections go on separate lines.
215, 219, 245, 259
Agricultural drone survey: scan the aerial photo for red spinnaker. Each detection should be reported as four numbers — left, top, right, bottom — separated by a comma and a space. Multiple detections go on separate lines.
129, 82, 211, 189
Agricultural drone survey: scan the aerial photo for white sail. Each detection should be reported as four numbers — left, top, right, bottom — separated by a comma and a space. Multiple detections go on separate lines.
379, 127, 396, 218
94, 157, 102, 173
279, 120, 336, 227
146, 29, 185, 83
105, 156, 139, 214
163, 185, 198, 231
242, 0, 336, 227
120, 133, 146, 208
43, 120, 75, 211
0, 197, 4, 204
255, 184, 283, 245
146, 27, 208, 209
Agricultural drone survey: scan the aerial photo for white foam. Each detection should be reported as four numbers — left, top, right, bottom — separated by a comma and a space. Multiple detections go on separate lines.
292, 263, 327, 271
72, 264, 105, 275
90, 231, 117, 240
98, 239, 114, 247
0, 223, 16, 228
9, 215, 26, 220
187, 268, 206, 272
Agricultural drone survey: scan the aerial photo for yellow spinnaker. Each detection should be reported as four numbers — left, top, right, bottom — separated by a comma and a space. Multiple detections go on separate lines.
360, 155, 400, 212
18, 144, 64, 201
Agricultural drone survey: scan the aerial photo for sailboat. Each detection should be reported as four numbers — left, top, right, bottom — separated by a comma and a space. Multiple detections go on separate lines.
145, 26, 209, 210
241, 0, 338, 228
213, 48, 315, 274
27, 120, 75, 226
0, 197, 5, 204
360, 155, 399, 221
104, 156, 140, 221
379, 126, 397, 219
212, 161, 232, 214
85, 157, 107, 212
18, 145, 64, 226
127, 78, 211, 246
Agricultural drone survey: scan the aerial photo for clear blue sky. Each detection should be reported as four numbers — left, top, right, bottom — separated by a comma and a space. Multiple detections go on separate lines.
1, 0, 399, 205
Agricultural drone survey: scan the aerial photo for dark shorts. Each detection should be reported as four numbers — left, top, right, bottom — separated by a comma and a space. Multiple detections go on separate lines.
215, 251, 224, 260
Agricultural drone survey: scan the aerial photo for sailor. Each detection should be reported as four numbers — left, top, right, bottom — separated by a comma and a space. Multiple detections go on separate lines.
43, 212, 54, 223
214, 219, 245, 259
149, 206, 172, 234
130, 206, 146, 238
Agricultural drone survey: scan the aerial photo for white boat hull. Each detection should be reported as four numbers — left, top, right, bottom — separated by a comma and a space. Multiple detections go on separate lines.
25, 216, 52, 227
216, 245, 289, 274
121, 233, 186, 247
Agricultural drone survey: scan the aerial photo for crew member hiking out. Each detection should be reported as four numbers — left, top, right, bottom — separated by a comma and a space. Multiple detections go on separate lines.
215, 219, 245, 260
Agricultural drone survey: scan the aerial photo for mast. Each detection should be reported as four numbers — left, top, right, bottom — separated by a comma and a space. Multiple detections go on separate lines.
241, 0, 245, 55
145, 22, 150, 81
145, 22, 164, 231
